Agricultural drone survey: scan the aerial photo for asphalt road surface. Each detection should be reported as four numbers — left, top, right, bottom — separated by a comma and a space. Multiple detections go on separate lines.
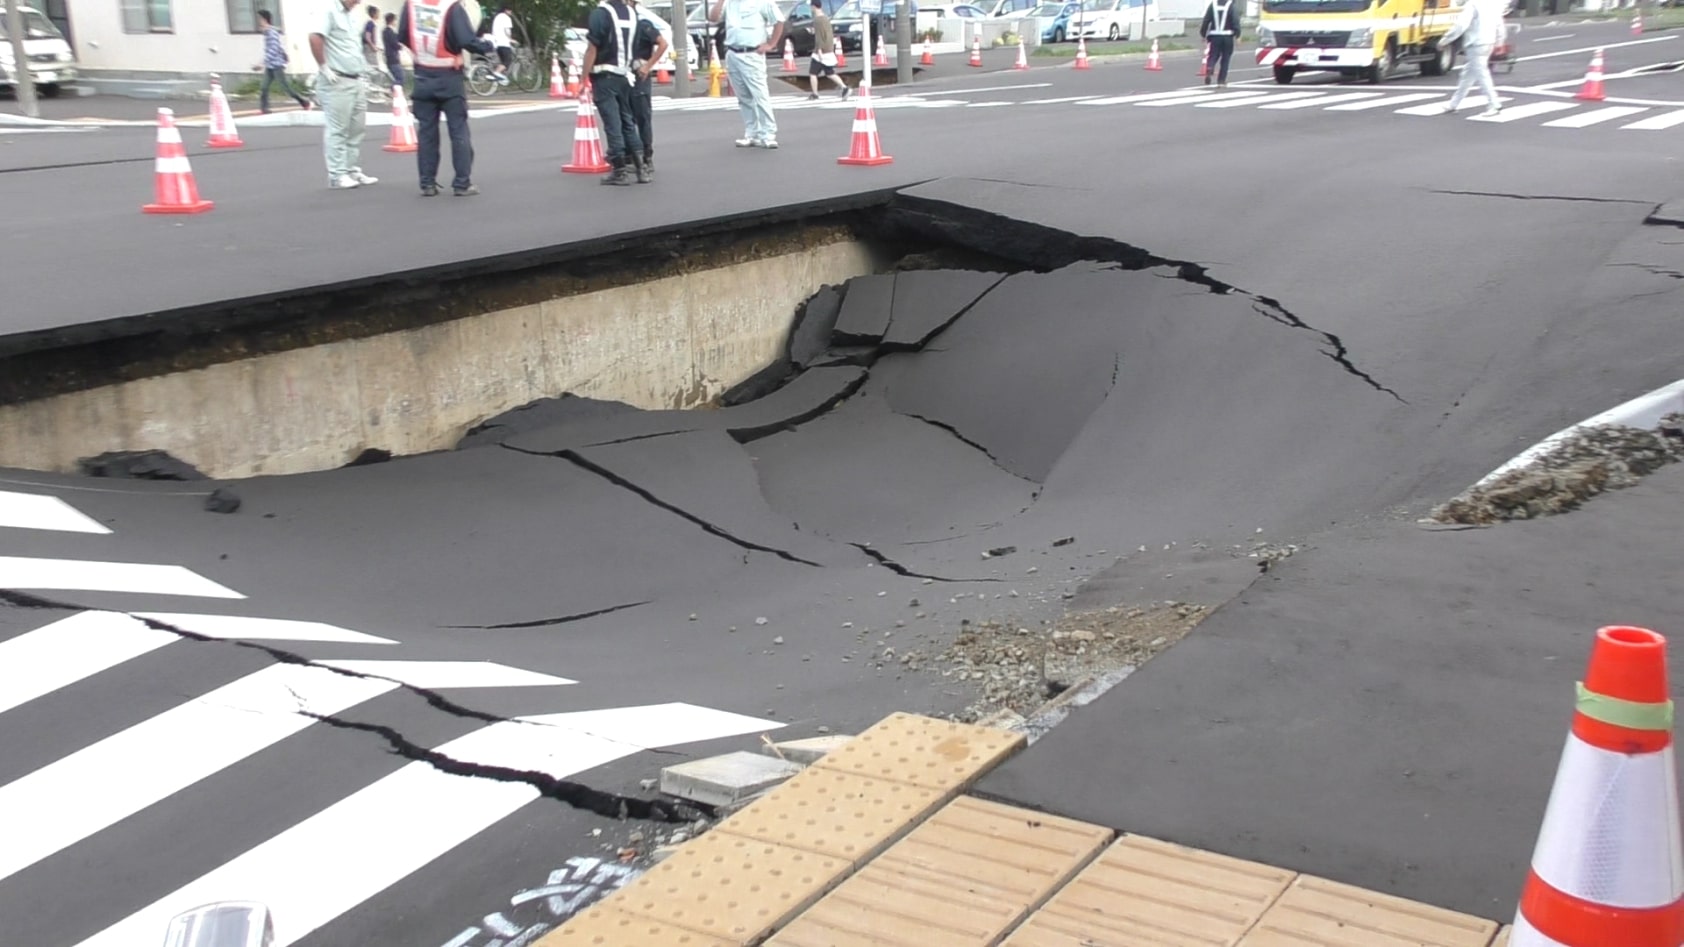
2, 14, 1682, 946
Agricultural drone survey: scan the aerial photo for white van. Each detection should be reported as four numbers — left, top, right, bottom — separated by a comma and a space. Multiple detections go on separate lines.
0, 5, 78, 98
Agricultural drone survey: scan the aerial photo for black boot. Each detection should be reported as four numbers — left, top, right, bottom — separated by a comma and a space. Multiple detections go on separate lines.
643, 152, 655, 179
633, 153, 652, 184
601, 158, 633, 186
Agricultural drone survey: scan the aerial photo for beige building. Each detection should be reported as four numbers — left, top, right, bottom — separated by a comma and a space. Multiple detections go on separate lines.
64, 0, 353, 78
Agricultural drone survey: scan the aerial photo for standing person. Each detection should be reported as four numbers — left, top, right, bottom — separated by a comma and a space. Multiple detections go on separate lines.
583, 0, 648, 184
804, 0, 847, 101
258, 9, 311, 113
629, 0, 669, 179
363, 5, 382, 73
1441, 0, 1504, 117
710, 0, 784, 148
398, 0, 495, 195
1198, 0, 1238, 88
382, 12, 406, 90
490, 3, 516, 84
311, 0, 378, 189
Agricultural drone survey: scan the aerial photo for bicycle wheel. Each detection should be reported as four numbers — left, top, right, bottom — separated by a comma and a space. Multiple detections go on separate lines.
514, 48, 544, 92
467, 59, 499, 96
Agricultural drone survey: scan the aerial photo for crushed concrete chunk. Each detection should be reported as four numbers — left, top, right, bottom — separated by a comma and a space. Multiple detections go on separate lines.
762, 734, 854, 764
660, 751, 805, 807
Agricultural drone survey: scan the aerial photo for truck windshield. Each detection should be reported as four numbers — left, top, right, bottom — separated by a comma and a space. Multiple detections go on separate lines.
1262, 0, 1372, 11
0, 10, 63, 40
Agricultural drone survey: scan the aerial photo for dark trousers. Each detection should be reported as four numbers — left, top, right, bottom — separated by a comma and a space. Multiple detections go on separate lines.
632, 75, 653, 160
259, 66, 307, 112
591, 72, 642, 163
386, 60, 406, 90
412, 68, 474, 190
1206, 34, 1235, 82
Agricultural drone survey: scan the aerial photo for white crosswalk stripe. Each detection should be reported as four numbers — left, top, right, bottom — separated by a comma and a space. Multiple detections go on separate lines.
1543, 104, 1650, 127
1623, 108, 1684, 130
1468, 101, 1579, 123
0, 555, 245, 598
0, 490, 111, 533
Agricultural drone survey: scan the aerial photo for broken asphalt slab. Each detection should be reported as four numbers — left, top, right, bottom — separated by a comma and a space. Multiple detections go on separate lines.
830, 273, 896, 346
882, 269, 1009, 350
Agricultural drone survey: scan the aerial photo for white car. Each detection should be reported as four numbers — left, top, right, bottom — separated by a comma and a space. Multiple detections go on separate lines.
915, 3, 988, 33
1070, 0, 1156, 41
0, 5, 78, 98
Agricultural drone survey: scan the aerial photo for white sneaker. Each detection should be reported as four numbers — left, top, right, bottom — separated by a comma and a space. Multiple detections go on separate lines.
1480, 105, 1501, 117
351, 169, 379, 185
735, 137, 756, 147
331, 173, 361, 189
755, 138, 779, 149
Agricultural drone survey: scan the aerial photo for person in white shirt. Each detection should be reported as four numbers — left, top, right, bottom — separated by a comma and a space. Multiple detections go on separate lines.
490, 4, 516, 84
710, 0, 785, 148
1441, 0, 1505, 117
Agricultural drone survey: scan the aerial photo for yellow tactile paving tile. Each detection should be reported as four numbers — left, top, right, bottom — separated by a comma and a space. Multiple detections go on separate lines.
767, 796, 1112, 947
1491, 927, 1511, 947
811, 712, 1026, 794
1002, 834, 1296, 946
721, 766, 946, 868
537, 904, 736, 946
1238, 875, 1501, 947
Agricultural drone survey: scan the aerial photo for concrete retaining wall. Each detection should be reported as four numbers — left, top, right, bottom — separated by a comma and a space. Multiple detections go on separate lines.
0, 238, 878, 480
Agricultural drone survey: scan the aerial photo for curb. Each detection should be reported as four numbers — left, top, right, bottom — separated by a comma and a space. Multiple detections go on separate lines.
1470, 377, 1684, 491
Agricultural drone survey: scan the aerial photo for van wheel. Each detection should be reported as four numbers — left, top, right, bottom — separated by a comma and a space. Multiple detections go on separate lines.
39, 83, 61, 98
1108, 23, 1121, 39
1273, 64, 1296, 84
1421, 41, 1454, 76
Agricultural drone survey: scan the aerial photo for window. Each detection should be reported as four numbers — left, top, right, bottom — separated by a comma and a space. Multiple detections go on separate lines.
226, 0, 278, 32
120, 0, 173, 32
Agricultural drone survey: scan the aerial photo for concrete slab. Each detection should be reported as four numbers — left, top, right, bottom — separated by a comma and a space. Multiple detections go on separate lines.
1240, 875, 1500, 947
767, 796, 1110, 946
720, 366, 870, 443
882, 270, 1008, 349
1002, 835, 1295, 947
766, 734, 856, 764
788, 285, 845, 368
539, 905, 735, 946
811, 711, 1025, 794
832, 274, 896, 345
660, 751, 807, 807
720, 767, 946, 868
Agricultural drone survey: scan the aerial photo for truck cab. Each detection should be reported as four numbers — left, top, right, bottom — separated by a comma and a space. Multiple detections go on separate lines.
0, 4, 78, 97
1255, 0, 1459, 84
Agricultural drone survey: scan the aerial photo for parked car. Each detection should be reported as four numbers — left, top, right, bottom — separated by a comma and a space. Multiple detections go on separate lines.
643, 1, 709, 69
915, 2, 989, 32
986, 0, 1041, 16
1070, 0, 1155, 41
780, 3, 823, 55
0, 5, 77, 98
1032, 1, 1079, 41
832, 0, 922, 50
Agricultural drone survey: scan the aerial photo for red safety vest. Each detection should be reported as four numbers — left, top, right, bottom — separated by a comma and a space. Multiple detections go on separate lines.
409, 0, 464, 69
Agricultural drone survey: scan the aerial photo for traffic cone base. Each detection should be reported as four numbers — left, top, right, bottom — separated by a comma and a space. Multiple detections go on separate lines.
921, 39, 934, 66
1145, 38, 1163, 70
1013, 37, 1029, 70
838, 87, 892, 166
1511, 626, 1684, 947
875, 34, 889, 67
1576, 48, 1607, 101
143, 108, 213, 215
562, 98, 611, 173
549, 55, 566, 97
1198, 41, 1210, 77
384, 85, 418, 153
656, 57, 672, 84
783, 38, 798, 72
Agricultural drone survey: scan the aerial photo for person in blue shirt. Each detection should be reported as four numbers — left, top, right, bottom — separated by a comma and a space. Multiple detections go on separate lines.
709, 0, 786, 148
382, 13, 405, 89
257, 9, 311, 113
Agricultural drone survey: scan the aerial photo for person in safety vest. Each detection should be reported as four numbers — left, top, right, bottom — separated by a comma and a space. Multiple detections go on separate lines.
397, 0, 495, 196
628, 0, 669, 181
1199, 0, 1239, 89
583, 0, 650, 185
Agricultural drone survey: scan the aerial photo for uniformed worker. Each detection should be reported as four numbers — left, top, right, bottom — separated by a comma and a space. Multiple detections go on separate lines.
628, 0, 669, 181
583, 0, 649, 185
397, 0, 495, 196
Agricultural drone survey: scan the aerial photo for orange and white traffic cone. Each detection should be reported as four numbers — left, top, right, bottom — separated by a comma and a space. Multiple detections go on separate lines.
1576, 48, 1606, 101
875, 33, 890, 66
143, 108, 213, 215
1633, 9, 1644, 35
969, 35, 983, 66
561, 96, 611, 174
383, 84, 418, 153
1144, 37, 1163, 70
549, 55, 565, 97
1511, 626, 1684, 947
565, 54, 583, 98
783, 38, 797, 72
838, 85, 892, 166
836, 37, 848, 68
1074, 34, 1090, 69
1198, 40, 1210, 77
920, 38, 934, 65
205, 74, 243, 149
1013, 35, 1029, 70
656, 55, 672, 85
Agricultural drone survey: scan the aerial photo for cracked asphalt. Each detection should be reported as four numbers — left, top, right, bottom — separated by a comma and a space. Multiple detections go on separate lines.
4, 22, 1684, 943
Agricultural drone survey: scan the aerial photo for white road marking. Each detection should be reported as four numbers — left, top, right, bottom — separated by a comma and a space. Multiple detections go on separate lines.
965, 100, 1015, 107
76, 703, 779, 947
1529, 33, 1575, 42
1200, 90, 1325, 107
1623, 108, 1684, 129
1324, 91, 1443, 110
1515, 33, 1674, 63
1258, 91, 1384, 109
0, 660, 560, 882
0, 491, 111, 534
0, 556, 244, 598
1543, 105, 1649, 126
908, 81, 1051, 95
1019, 94, 1105, 104
1076, 88, 1215, 105
1139, 90, 1270, 107
1467, 100, 1579, 122
1396, 94, 1505, 115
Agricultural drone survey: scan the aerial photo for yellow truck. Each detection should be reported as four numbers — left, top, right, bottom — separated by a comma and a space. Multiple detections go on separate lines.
1254, 0, 1463, 84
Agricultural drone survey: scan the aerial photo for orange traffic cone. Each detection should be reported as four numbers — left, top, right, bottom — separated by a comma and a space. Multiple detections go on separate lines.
838, 85, 892, 166
1144, 37, 1162, 70
384, 84, 418, 153
836, 37, 848, 68
920, 38, 934, 65
143, 108, 213, 215
969, 35, 983, 67
205, 74, 243, 149
565, 54, 582, 98
783, 38, 797, 72
875, 33, 889, 66
1198, 40, 1210, 77
1633, 9, 1644, 34
1576, 48, 1606, 101
1511, 626, 1684, 947
549, 55, 565, 97
656, 55, 672, 85
1074, 35, 1090, 69
1013, 35, 1029, 70
561, 96, 611, 174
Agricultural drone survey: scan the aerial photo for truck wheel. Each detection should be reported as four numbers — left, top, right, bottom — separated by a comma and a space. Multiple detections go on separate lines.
1366, 44, 1396, 83
1421, 42, 1454, 76
1273, 64, 1296, 84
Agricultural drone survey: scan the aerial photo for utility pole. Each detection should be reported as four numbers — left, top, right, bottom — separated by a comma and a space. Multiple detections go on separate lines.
4, 0, 38, 118
895, 0, 910, 84
671, 6, 690, 97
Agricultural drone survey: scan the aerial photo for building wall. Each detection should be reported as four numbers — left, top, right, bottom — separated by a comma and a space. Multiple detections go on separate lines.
69, 0, 323, 76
